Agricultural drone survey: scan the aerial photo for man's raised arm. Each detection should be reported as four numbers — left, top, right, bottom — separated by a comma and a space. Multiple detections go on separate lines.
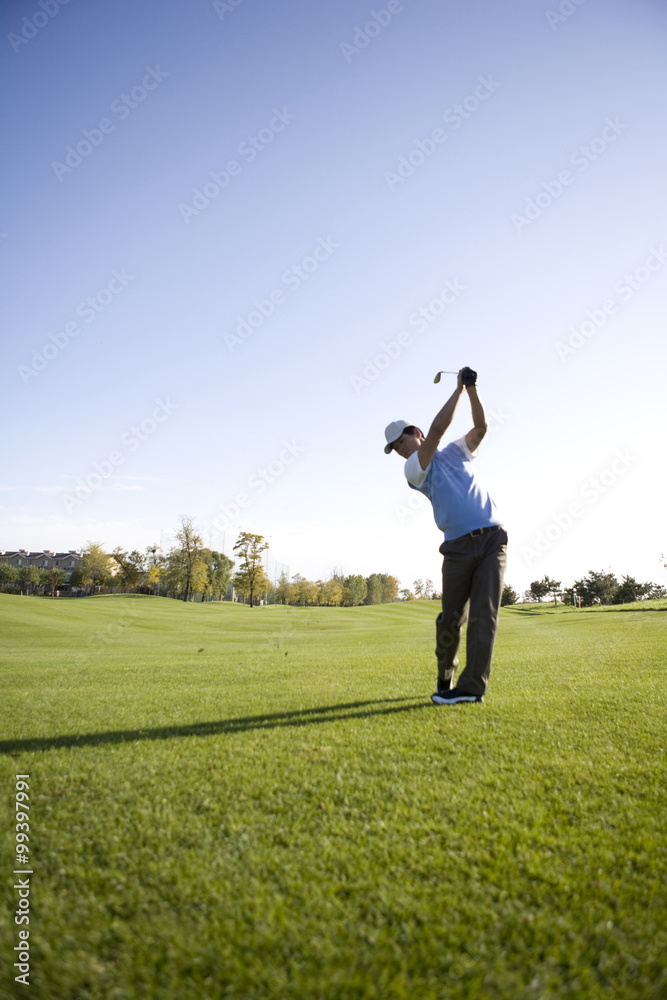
464, 383, 488, 453
417, 371, 465, 470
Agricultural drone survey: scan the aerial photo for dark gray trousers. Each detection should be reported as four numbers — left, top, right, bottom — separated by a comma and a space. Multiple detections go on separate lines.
435, 526, 508, 697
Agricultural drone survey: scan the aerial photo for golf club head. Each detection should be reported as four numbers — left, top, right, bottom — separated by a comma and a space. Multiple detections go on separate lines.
434, 371, 442, 383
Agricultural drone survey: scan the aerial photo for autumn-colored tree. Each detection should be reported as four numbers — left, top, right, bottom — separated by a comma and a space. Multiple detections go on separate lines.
290, 573, 318, 607
190, 556, 210, 599
81, 541, 113, 592
274, 571, 293, 605
318, 578, 343, 606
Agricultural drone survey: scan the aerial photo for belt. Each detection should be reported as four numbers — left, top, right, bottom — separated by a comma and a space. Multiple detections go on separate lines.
467, 524, 502, 537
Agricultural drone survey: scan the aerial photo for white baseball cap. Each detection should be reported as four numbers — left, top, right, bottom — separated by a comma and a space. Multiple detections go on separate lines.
384, 420, 410, 454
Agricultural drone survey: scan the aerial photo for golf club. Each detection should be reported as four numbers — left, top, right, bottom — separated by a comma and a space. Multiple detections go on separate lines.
433, 370, 458, 383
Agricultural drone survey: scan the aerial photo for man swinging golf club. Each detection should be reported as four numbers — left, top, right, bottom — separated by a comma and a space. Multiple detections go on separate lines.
384, 367, 507, 704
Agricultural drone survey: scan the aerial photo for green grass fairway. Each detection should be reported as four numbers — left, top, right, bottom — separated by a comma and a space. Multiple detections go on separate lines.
1, 595, 666, 1000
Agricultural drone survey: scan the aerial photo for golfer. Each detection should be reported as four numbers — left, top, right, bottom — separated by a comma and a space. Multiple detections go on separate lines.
384, 367, 507, 704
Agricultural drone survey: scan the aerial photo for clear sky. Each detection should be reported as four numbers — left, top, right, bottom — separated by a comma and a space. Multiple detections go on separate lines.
2, 0, 666, 595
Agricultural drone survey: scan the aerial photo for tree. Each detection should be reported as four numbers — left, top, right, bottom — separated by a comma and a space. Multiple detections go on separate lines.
164, 549, 187, 599
363, 573, 399, 605
146, 562, 163, 596
528, 578, 549, 603
275, 571, 293, 605
29, 565, 41, 594
145, 545, 163, 595
501, 584, 518, 606
46, 566, 65, 598
543, 575, 561, 606
206, 550, 234, 600
400, 588, 415, 601
423, 579, 435, 600
572, 570, 619, 606
342, 575, 367, 606
81, 542, 113, 592
190, 557, 211, 600
319, 578, 343, 606
68, 568, 87, 592
174, 516, 204, 602
290, 573, 318, 607
612, 575, 650, 605
0, 563, 18, 592
17, 564, 40, 595
112, 548, 145, 591
365, 573, 385, 605
303, 579, 320, 606
232, 532, 271, 606
413, 579, 425, 599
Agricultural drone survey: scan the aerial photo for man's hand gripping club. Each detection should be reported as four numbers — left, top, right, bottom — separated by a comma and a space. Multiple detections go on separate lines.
417, 367, 488, 471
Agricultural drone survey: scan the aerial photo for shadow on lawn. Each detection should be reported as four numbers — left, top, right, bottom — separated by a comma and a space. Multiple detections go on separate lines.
0, 697, 430, 755
507, 603, 667, 616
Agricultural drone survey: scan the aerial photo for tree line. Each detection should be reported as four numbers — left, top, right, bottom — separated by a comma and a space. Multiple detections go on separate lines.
0, 520, 402, 607
0, 562, 68, 599
501, 569, 666, 607
3, 523, 664, 609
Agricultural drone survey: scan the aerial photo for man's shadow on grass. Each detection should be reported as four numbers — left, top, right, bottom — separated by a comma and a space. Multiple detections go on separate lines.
0, 697, 430, 755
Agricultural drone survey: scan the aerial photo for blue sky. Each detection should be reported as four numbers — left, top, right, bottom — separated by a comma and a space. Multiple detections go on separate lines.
2, 0, 666, 594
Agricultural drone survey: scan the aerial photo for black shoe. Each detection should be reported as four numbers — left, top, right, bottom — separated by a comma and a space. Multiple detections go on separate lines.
431, 687, 483, 705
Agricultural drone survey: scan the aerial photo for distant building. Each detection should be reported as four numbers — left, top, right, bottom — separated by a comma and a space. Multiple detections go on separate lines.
0, 549, 83, 584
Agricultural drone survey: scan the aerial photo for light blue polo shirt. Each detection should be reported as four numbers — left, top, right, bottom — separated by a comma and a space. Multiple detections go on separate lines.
404, 436, 500, 540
